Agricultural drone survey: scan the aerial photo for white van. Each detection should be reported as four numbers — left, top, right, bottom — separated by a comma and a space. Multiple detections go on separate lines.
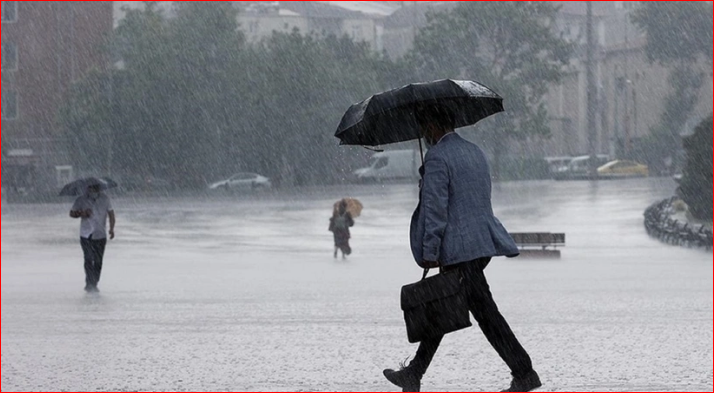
544, 156, 573, 175
567, 154, 610, 173
353, 150, 420, 182
553, 154, 610, 180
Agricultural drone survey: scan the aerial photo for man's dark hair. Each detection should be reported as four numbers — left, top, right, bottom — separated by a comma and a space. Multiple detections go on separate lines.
415, 104, 455, 130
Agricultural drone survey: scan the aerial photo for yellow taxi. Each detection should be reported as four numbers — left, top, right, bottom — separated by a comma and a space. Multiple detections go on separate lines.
597, 160, 649, 178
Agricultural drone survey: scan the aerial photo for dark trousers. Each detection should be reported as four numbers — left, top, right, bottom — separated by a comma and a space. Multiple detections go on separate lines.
80, 237, 107, 288
409, 258, 533, 379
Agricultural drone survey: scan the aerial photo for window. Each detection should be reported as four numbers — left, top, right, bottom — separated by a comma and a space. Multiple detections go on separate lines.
2, 42, 17, 70
55, 166, 74, 188
1, 2, 17, 22
2, 90, 18, 119
351, 25, 363, 40
373, 157, 388, 170
249, 21, 259, 33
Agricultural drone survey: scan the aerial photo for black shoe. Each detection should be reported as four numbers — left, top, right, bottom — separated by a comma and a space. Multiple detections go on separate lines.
502, 370, 542, 392
383, 368, 421, 392
85, 285, 99, 293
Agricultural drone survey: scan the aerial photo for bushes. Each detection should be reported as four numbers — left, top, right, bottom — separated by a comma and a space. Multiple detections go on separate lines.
679, 115, 713, 220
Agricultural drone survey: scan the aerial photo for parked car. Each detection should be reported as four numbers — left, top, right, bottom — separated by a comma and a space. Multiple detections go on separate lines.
544, 156, 573, 177
208, 172, 272, 191
553, 154, 610, 180
597, 160, 649, 178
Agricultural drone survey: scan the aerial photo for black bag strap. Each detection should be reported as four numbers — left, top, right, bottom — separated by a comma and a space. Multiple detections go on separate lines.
421, 266, 444, 281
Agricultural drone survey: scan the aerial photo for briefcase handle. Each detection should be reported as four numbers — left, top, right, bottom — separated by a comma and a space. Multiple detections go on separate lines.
421, 267, 444, 281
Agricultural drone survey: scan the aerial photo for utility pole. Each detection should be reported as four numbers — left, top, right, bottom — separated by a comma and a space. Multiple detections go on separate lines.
412, 1, 418, 43
69, 2, 76, 83
622, 4, 631, 158
107, 54, 114, 177
611, 75, 620, 159
585, 1, 598, 177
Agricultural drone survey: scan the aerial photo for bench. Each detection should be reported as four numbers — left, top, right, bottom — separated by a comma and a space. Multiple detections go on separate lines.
509, 232, 565, 258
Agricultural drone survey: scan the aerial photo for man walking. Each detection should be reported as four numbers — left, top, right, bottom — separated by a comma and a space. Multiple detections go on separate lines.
383, 105, 541, 392
70, 182, 115, 293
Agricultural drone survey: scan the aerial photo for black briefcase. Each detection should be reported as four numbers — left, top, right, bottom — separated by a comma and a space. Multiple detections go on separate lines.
400, 268, 472, 343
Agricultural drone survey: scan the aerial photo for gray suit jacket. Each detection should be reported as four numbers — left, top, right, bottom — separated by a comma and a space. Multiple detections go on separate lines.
410, 133, 519, 267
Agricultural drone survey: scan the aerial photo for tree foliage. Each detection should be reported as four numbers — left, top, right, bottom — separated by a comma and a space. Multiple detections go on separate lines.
679, 116, 712, 221
631, 2, 713, 173
632, 66, 705, 174
59, 2, 577, 187
405, 2, 573, 140
59, 2, 388, 188
238, 32, 386, 186
631, 2, 713, 67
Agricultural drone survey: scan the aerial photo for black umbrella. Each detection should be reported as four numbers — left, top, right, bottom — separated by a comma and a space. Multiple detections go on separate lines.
335, 79, 504, 147
59, 177, 118, 197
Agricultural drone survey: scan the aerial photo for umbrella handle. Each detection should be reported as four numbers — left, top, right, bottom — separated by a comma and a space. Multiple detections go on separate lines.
418, 138, 424, 165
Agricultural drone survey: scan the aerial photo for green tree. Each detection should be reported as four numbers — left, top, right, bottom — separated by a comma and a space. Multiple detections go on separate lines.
61, 2, 248, 187
634, 68, 704, 174
631, 2, 713, 67
631, 2, 713, 173
241, 31, 388, 185
58, 70, 115, 173
61, 2, 175, 180
404, 2, 572, 177
60, 2, 396, 188
679, 116, 712, 221
406, 2, 572, 137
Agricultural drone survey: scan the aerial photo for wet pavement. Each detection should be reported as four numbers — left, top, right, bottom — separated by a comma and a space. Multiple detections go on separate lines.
2, 178, 712, 392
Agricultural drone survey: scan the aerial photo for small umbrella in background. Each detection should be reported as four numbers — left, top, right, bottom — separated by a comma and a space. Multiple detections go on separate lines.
334, 198, 363, 218
59, 177, 118, 197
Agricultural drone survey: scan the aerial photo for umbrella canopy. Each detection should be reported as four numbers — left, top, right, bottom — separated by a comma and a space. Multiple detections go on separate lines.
335, 79, 504, 147
334, 198, 363, 218
59, 177, 118, 197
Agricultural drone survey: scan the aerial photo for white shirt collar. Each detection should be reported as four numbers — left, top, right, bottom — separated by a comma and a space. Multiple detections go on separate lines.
436, 131, 456, 145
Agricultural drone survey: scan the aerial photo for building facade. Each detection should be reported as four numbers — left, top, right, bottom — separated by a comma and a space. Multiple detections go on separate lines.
517, 2, 713, 166
237, 1, 392, 52
113, 1, 394, 53
1, 1, 113, 194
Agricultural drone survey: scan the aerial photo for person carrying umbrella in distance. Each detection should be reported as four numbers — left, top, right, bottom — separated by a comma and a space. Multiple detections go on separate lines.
335, 80, 541, 392
62, 177, 117, 293
329, 198, 362, 259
